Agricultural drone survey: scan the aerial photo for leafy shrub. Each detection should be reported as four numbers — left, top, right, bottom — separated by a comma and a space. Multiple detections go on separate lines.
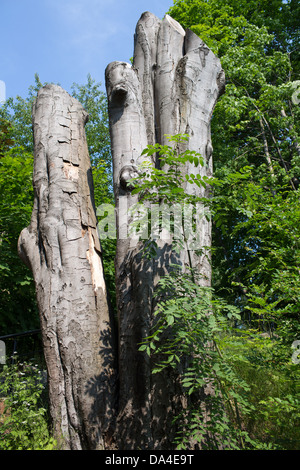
0, 360, 56, 450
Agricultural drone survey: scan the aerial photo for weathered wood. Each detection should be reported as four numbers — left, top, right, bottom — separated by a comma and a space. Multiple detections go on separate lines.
155, 15, 185, 146
105, 61, 156, 449
177, 28, 225, 284
133, 11, 161, 146
18, 84, 116, 450
106, 12, 225, 449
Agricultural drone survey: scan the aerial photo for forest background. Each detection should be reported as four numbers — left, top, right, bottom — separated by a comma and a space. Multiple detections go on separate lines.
0, 0, 299, 450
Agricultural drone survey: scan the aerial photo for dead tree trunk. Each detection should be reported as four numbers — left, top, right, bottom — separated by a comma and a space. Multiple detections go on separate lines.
18, 84, 116, 450
106, 12, 225, 449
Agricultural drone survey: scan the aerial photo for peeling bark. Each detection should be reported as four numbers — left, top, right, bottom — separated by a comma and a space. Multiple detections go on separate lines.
18, 84, 116, 450
106, 12, 224, 449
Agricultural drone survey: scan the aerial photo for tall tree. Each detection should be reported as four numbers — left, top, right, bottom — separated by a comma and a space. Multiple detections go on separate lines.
0, 132, 37, 333
105, 11, 224, 449
18, 84, 116, 450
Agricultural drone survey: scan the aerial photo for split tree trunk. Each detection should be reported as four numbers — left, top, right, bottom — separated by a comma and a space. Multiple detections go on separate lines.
106, 12, 225, 449
18, 84, 116, 450
18, 12, 225, 451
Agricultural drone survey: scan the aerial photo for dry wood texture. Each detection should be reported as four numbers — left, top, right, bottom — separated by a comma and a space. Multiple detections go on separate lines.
106, 12, 224, 449
18, 84, 116, 450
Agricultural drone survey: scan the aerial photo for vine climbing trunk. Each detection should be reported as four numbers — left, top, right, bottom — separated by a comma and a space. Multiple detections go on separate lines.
18, 84, 117, 450
106, 12, 225, 449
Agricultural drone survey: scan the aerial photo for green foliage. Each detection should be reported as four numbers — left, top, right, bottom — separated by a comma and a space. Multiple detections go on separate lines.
219, 332, 300, 449
134, 136, 252, 448
168, 0, 299, 69
132, 134, 211, 203
212, 165, 300, 337
0, 74, 43, 153
129, 134, 214, 256
168, 0, 300, 187
140, 271, 300, 449
0, 119, 14, 158
168, 0, 300, 320
0, 146, 38, 332
135, 133, 300, 449
140, 269, 269, 449
0, 75, 51, 334
0, 361, 56, 450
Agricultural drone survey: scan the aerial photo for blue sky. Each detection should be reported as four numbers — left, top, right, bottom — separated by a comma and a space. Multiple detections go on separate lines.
0, 0, 174, 100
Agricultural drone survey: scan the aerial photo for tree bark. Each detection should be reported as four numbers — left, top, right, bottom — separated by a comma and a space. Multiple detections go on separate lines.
106, 12, 224, 449
18, 84, 116, 450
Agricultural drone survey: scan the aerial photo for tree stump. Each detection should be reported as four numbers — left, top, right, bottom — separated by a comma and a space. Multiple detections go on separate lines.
18, 84, 116, 450
106, 12, 225, 449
